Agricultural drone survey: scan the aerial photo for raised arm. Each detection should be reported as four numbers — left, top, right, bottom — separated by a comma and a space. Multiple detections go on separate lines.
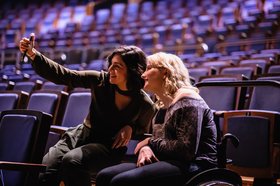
32, 51, 102, 88
19, 36, 102, 88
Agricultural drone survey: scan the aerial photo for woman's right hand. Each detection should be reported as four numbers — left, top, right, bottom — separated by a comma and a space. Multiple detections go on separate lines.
19, 33, 36, 59
134, 137, 151, 155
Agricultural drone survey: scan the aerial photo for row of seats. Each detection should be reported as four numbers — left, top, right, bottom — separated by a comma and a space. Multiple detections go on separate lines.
1, 78, 279, 133
0, 80, 71, 93
0, 88, 91, 125
1, 0, 280, 57
1, 47, 279, 82
197, 80, 280, 185
0, 87, 91, 158
1, 64, 279, 93
1, 31, 279, 68
0, 79, 279, 185
1, 47, 102, 70
189, 64, 280, 83
1, 65, 279, 93
0, 58, 104, 82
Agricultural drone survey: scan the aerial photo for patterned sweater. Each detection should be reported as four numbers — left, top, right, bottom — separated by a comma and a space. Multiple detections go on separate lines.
149, 97, 217, 166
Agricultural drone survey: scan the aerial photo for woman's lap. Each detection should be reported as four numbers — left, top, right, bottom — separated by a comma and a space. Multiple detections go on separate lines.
97, 161, 188, 186
40, 124, 126, 185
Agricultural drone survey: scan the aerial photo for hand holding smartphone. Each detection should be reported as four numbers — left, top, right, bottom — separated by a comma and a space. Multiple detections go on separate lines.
21, 33, 35, 62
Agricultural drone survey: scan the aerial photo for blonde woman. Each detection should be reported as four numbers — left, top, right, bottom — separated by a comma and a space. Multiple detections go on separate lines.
96, 52, 217, 186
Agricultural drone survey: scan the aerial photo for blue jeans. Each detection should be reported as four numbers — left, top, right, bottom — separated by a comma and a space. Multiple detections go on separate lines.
39, 124, 126, 186
96, 161, 203, 186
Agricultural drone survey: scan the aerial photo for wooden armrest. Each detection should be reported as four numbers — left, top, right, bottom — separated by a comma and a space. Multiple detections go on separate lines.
0, 161, 46, 172
50, 125, 69, 135
214, 111, 226, 117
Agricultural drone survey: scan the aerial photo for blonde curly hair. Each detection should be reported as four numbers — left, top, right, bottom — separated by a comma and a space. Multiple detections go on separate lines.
147, 52, 198, 107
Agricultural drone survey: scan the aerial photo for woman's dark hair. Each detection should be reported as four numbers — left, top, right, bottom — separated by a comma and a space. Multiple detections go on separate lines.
107, 45, 147, 91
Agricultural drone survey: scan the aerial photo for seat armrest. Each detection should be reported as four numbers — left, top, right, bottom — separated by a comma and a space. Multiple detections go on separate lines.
214, 111, 226, 118
0, 161, 46, 172
50, 125, 69, 135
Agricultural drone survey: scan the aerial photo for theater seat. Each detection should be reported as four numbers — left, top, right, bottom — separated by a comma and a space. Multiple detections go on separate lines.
41, 81, 68, 92
0, 90, 29, 112
50, 90, 91, 135
27, 90, 68, 124
0, 109, 52, 186
222, 110, 280, 185
46, 90, 91, 153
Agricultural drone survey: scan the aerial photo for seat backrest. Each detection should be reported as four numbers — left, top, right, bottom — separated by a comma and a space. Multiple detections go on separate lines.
13, 81, 36, 93
64, 49, 83, 65
268, 65, 280, 74
27, 90, 68, 124
86, 59, 104, 71
27, 93, 57, 113
0, 83, 8, 90
251, 53, 276, 64
110, 3, 126, 24
188, 67, 213, 83
199, 74, 247, 83
220, 66, 255, 79
248, 80, 280, 112
0, 93, 18, 112
44, 131, 61, 155
95, 8, 110, 25
256, 75, 280, 82
0, 91, 29, 112
196, 82, 242, 111
41, 81, 67, 92
126, 2, 139, 22
223, 110, 280, 179
45, 91, 90, 154
239, 59, 268, 74
0, 109, 52, 186
201, 60, 233, 73
196, 80, 280, 112
60, 91, 91, 127
195, 81, 245, 135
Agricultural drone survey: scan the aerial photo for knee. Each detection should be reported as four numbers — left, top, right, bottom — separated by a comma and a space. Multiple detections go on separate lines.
61, 151, 81, 169
111, 175, 132, 186
96, 168, 114, 186
110, 170, 139, 186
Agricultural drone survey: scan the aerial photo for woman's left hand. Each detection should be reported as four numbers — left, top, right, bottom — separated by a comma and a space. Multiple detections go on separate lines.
134, 137, 151, 154
137, 146, 159, 167
112, 125, 132, 149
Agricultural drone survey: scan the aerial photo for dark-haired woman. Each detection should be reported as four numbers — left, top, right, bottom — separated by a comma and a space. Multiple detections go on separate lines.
19, 37, 156, 186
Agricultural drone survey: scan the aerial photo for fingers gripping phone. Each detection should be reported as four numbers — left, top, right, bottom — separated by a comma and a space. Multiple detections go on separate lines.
21, 33, 35, 62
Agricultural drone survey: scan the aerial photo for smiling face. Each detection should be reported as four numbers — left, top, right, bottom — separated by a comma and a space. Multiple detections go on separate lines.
108, 54, 128, 90
141, 62, 166, 94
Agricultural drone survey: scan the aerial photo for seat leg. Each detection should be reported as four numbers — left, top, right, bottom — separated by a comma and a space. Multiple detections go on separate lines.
253, 178, 277, 186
